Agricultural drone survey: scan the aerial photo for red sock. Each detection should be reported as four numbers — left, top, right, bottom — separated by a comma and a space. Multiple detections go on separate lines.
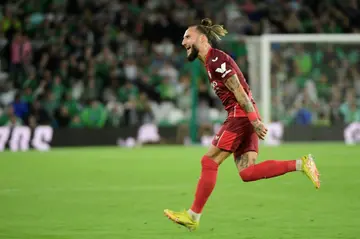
240, 160, 296, 182
190, 155, 218, 214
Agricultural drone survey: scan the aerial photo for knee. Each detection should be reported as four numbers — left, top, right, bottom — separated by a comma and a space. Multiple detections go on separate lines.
203, 153, 221, 167
204, 151, 216, 160
205, 153, 229, 165
201, 155, 219, 170
205, 146, 231, 165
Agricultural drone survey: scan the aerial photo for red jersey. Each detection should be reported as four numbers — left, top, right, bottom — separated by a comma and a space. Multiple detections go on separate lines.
205, 48, 257, 118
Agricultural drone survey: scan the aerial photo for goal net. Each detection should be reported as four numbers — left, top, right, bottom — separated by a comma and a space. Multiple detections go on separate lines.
245, 34, 360, 126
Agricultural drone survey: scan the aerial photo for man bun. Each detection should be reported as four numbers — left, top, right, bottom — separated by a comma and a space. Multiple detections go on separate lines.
201, 18, 212, 27
196, 18, 228, 43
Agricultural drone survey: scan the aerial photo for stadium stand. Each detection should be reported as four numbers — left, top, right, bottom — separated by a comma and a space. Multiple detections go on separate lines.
0, 0, 359, 128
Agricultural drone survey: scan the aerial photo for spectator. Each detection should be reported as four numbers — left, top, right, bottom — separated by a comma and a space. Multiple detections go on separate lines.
0, 106, 22, 126
107, 104, 123, 127
136, 92, 154, 124
63, 93, 81, 118
340, 90, 360, 123
12, 94, 28, 120
55, 106, 71, 128
329, 86, 343, 125
22, 33, 32, 73
10, 32, 24, 86
69, 115, 84, 128
315, 111, 331, 126
80, 100, 108, 128
118, 82, 139, 103
295, 106, 313, 125
83, 76, 100, 101
22, 69, 38, 91
52, 75, 65, 102
28, 100, 51, 126
156, 77, 177, 102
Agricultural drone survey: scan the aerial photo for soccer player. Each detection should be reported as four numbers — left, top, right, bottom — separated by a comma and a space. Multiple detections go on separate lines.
164, 18, 321, 231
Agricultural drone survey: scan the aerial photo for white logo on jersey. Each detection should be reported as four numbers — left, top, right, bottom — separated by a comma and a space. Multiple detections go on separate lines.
215, 62, 232, 78
208, 71, 212, 79
211, 81, 219, 94
211, 81, 217, 89
212, 57, 218, 62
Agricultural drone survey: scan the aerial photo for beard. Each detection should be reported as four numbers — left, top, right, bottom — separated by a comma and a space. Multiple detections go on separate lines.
187, 45, 199, 62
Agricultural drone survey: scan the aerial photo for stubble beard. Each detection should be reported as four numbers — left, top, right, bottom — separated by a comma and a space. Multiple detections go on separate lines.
187, 45, 199, 62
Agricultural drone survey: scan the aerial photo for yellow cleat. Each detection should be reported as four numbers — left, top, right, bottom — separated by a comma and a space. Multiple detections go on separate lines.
164, 209, 199, 231
301, 154, 320, 189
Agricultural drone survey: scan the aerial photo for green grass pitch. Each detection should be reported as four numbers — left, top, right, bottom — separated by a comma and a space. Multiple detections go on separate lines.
1, 143, 359, 239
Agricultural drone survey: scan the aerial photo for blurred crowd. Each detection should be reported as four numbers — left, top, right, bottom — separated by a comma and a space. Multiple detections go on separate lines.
0, 0, 359, 128
271, 43, 360, 126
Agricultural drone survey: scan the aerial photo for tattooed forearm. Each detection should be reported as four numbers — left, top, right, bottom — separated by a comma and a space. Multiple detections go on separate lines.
224, 75, 240, 91
225, 75, 255, 113
238, 97, 255, 113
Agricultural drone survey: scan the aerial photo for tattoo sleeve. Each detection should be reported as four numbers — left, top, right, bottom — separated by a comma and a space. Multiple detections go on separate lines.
224, 75, 255, 113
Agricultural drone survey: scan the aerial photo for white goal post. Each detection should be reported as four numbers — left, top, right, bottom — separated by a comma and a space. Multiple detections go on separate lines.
243, 34, 360, 124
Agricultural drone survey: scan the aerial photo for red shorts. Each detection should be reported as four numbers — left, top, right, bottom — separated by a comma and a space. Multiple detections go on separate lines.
212, 117, 259, 159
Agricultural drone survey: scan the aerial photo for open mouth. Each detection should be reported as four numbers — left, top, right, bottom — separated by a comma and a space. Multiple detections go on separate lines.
186, 46, 191, 51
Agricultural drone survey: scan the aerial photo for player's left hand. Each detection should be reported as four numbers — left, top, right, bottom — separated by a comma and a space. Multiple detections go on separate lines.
251, 120, 268, 140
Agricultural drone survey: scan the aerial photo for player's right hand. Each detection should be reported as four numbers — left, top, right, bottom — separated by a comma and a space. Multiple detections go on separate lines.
251, 120, 268, 140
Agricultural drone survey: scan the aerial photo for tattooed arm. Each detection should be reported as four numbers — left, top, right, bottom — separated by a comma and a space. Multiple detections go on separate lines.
224, 74, 268, 140
224, 74, 256, 114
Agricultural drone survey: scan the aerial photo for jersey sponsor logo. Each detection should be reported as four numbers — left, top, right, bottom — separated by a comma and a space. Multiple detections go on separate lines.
211, 81, 220, 94
215, 62, 232, 78
212, 57, 218, 62
0, 126, 53, 152
211, 81, 217, 89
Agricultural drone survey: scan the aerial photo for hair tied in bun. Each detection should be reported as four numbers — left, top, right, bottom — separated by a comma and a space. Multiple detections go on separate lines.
201, 18, 212, 27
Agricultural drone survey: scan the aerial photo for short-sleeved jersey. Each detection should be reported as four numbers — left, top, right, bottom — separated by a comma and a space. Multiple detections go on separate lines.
205, 48, 257, 118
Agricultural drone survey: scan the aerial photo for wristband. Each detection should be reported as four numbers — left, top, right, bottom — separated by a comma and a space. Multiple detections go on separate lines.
247, 112, 258, 122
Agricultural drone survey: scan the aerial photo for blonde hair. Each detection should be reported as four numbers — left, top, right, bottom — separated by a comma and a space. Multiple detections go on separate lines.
196, 18, 228, 42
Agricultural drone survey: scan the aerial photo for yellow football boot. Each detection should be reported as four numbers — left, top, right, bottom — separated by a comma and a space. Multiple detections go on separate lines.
164, 209, 199, 231
301, 154, 320, 189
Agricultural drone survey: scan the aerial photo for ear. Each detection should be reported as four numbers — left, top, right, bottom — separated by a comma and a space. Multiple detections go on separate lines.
199, 34, 207, 43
